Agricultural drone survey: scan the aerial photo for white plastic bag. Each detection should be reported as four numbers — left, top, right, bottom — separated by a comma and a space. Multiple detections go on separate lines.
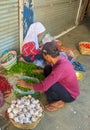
13, 76, 39, 95
42, 33, 54, 44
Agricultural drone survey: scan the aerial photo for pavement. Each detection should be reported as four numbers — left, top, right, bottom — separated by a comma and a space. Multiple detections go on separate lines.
0, 18, 90, 130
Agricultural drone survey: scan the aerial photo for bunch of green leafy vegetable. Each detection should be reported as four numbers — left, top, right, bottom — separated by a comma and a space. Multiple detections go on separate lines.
14, 77, 41, 99
4, 61, 44, 99
4, 61, 44, 81
16, 85, 30, 92
14, 91, 41, 99
16, 78, 38, 92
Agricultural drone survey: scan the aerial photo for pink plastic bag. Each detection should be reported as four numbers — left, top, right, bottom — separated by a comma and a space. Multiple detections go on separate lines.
0, 91, 4, 107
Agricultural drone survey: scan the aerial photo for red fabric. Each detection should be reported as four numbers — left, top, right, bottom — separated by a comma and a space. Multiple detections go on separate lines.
0, 76, 12, 98
22, 42, 40, 61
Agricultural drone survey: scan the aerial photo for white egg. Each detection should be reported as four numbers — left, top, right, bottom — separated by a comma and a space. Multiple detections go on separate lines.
17, 100, 21, 105
38, 107, 43, 112
20, 113, 25, 118
9, 113, 14, 119
14, 117, 20, 123
34, 111, 39, 116
38, 113, 42, 117
20, 99, 25, 103
31, 98, 35, 103
25, 112, 31, 118
11, 104, 15, 109
19, 119, 23, 124
28, 120, 32, 124
7, 108, 12, 113
28, 95, 32, 99
11, 100, 17, 104
30, 104, 35, 109
23, 117, 30, 123
35, 99, 39, 104
13, 108, 19, 114
25, 99, 30, 105
36, 104, 41, 109
26, 106, 30, 110
23, 108, 27, 113
30, 110, 34, 115
18, 108, 22, 112
31, 117, 37, 122
32, 100, 37, 104
19, 105, 25, 109
16, 104, 19, 108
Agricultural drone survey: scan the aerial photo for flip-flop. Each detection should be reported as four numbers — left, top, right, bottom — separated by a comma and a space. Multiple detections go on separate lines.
45, 105, 59, 111
45, 101, 64, 112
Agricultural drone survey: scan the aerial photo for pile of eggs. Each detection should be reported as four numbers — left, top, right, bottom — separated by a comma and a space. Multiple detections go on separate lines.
8, 95, 43, 124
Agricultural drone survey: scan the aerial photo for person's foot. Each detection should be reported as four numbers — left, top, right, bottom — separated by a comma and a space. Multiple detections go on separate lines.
19, 57, 27, 63
44, 100, 64, 112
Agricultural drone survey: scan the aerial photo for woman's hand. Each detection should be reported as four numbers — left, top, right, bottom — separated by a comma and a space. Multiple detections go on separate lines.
33, 69, 43, 73
17, 80, 34, 90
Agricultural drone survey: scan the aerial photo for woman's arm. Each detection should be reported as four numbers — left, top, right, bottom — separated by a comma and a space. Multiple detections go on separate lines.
17, 80, 34, 90
33, 69, 43, 73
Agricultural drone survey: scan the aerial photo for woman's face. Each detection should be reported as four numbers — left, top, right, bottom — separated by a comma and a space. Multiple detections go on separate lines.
43, 54, 52, 63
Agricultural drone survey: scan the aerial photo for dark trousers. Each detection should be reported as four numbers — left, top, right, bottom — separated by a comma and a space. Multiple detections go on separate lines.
44, 65, 75, 103
23, 52, 44, 62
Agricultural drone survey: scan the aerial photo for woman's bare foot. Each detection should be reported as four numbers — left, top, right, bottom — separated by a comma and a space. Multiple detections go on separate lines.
44, 100, 64, 112
19, 57, 27, 63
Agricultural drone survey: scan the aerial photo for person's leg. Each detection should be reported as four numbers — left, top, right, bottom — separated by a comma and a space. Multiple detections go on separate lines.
34, 52, 44, 60
45, 83, 75, 111
22, 55, 33, 62
45, 82, 75, 103
44, 65, 52, 77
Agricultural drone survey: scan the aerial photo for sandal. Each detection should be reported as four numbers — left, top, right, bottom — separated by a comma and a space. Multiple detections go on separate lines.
45, 100, 64, 112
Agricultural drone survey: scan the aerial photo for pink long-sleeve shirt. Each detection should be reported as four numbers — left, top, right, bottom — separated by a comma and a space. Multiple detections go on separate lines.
33, 57, 80, 99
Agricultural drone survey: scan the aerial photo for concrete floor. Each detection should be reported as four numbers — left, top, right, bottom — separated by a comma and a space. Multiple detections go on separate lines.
0, 18, 90, 130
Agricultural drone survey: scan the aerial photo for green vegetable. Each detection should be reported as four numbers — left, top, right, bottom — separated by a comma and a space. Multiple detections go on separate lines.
14, 90, 41, 99
16, 78, 37, 92
23, 78, 37, 84
16, 85, 30, 92
4, 61, 44, 99
4, 61, 44, 81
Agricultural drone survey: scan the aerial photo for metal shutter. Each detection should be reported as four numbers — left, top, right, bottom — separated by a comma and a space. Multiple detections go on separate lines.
0, 0, 19, 56
33, 0, 79, 36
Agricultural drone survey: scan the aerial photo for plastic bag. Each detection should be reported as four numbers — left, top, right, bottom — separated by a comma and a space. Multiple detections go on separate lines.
42, 33, 54, 44
13, 76, 39, 95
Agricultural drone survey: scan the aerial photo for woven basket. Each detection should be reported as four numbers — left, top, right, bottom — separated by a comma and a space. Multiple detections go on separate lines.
10, 117, 42, 129
9, 101, 44, 129
0, 51, 17, 70
79, 42, 90, 55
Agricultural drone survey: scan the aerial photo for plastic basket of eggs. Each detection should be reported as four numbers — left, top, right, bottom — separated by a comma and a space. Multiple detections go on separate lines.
7, 95, 44, 129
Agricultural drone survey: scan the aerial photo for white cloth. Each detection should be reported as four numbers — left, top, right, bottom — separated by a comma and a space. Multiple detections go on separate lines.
23, 22, 46, 49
